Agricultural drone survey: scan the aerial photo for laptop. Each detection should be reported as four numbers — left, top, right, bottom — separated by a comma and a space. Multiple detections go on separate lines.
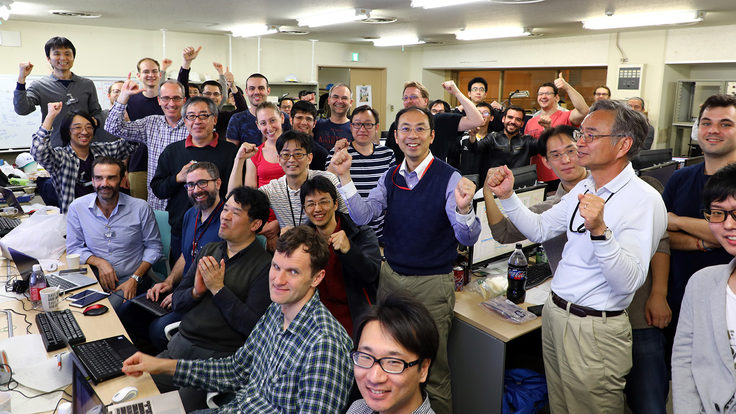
0, 187, 23, 236
44, 309, 139, 384
129, 293, 172, 317
72, 355, 185, 414
8, 247, 96, 294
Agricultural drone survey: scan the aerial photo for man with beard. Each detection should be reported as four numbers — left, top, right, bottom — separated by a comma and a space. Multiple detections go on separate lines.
117, 162, 226, 352
465, 105, 539, 181
66, 156, 162, 311
150, 97, 236, 262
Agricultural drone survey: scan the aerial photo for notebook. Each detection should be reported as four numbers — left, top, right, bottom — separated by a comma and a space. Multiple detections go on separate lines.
72, 355, 185, 414
8, 247, 96, 293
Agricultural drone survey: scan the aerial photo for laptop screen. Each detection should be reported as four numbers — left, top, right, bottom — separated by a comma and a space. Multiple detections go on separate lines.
7, 247, 39, 281
72, 359, 105, 414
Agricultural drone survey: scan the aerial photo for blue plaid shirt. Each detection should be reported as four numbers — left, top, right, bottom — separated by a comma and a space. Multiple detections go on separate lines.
30, 126, 137, 213
174, 291, 354, 413
104, 102, 188, 210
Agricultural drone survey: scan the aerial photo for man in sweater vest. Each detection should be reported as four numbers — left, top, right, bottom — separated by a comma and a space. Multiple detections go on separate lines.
331, 106, 481, 414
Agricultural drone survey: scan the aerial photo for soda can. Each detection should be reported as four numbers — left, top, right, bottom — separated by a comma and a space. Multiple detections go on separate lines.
453, 266, 464, 291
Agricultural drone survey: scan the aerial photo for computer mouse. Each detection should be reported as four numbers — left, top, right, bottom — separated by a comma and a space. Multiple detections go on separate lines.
112, 386, 138, 403
83, 304, 109, 316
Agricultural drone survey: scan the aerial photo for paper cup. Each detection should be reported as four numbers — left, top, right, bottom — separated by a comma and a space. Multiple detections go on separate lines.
66, 254, 80, 269
40, 286, 61, 312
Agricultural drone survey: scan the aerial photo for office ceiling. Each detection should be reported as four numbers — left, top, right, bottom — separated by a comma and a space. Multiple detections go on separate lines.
5, 0, 736, 45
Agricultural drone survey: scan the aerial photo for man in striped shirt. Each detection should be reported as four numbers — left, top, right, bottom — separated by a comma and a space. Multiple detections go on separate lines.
327, 105, 394, 240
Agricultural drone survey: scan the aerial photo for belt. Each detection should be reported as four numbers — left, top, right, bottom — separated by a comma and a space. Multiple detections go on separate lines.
551, 292, 624, 318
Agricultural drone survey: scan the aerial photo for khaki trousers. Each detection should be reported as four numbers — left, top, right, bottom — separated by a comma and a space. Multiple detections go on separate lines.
378, 262, 455, 414
542, 294, 632, 414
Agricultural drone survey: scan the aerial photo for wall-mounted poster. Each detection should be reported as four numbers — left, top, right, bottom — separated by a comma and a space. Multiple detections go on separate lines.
357, 85, 372, 108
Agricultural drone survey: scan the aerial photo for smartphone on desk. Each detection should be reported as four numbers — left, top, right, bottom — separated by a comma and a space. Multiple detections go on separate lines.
69, 291, 109, 308
66, 289, 98, 302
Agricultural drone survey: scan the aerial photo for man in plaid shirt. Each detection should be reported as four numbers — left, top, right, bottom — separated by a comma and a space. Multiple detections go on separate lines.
123, 226, 354, 413
104, 78, 189, 211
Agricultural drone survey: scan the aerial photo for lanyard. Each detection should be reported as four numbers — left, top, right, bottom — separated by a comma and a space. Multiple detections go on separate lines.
286, 187, 304, 227
569, 189, 615, 233
391, 157, 434, 191
192, 200, 224, 260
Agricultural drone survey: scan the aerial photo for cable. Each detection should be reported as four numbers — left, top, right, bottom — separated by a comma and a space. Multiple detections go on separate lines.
4, 308, 31, 334
52, 392, 72, 414
0, 363, 66, 399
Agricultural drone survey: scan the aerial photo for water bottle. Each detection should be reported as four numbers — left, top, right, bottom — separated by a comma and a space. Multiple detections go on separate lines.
29, 264, 47, 310
507, 243, 527, 304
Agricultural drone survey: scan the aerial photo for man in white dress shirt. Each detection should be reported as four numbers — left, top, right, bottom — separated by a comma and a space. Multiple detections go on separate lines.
486, 99, 667, 413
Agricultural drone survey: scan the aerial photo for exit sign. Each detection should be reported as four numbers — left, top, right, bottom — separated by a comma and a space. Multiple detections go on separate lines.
351, 52, 359, 62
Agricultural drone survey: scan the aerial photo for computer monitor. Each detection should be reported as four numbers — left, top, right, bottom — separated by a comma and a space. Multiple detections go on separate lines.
469, 184, 546, 267
631, 149, 673, 170
684, 155, 704, 167
638, 160, 679, 187
511, 165, 537, 189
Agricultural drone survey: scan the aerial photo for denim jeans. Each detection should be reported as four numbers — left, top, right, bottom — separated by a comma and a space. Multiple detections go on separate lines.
624, 327, 669, 414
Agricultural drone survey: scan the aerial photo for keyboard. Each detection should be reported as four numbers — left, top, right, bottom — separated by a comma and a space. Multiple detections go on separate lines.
131, 294, 171, 317
0, 217, 20, 236
525, 262, 553, 289
74, 336, 136, 383
45, 274, 76, 291
114, 401, 153, 414
36, 309, 86, 351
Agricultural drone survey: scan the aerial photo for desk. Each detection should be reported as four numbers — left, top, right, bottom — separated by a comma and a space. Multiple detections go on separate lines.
0, 261, 159, 412
449, 291, 543, 413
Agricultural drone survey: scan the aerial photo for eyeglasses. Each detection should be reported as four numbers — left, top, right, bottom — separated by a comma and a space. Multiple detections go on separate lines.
160, 96, 184, 103
279, 152, 307, 160
547, 148, 578, 161
572, 130, 624, 143
471, 87, 486, 92
71, 125, 94, 133
703, 209, 736, 223
350, 351, 421, 374
184, 179, 216, 190
351, 122, 376, 130
479, 111, 491, 117
185, 113, 214, 121
398, 125, 430, 134
402, 95, 422, 102
304, 199, 333, 211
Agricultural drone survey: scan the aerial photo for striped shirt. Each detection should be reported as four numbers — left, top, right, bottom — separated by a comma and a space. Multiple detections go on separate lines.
326, 144, 395, 239
347, 395, 435, 414
259, 170, 348, 228
104, 101, 188, 210
173, 291, 354, 413
30, 126, 137, 213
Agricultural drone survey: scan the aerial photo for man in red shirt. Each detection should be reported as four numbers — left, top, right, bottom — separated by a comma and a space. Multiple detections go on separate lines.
525, 74, 589, 186
300, 176, 380, 335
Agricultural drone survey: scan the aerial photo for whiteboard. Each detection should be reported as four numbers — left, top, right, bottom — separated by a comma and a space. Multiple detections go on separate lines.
0, 74, 125, 150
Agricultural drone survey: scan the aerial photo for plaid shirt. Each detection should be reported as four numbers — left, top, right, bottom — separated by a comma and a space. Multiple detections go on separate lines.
104, 101, 188, 210
174, 291, 354, 413
30, 126, 137, 213
347, 395, 435, 414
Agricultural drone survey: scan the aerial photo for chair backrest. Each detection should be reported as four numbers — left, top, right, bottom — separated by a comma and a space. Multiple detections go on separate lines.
153, 210, 171, 280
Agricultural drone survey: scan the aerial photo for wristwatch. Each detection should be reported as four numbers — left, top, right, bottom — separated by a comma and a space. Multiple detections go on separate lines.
130, 274, 141, 283
590, 227, 612, 241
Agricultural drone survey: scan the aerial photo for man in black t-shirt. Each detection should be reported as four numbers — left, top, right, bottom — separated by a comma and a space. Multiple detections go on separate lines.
385, 80, 484, 165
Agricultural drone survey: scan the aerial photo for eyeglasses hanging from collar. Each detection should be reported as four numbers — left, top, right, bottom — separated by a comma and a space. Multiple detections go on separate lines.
569, 189, 615, 233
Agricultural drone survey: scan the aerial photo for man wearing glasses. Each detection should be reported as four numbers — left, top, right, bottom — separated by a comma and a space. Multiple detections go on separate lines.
663, 94, 736, 367
66, 156, 162, 311
122, 226, 353, 413
347, 293, 439, 414
259, 131, 347, 230
105, 78, 190, 210
486, 100, 666, 412
150, 97, 236, 262
326, 105, 394, 240
524, 74, 589, 189
332, 106, 480, 414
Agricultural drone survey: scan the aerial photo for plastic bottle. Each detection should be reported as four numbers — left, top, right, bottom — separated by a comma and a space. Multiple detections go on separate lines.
507, 243, 527, 304
29, 264, 47, 310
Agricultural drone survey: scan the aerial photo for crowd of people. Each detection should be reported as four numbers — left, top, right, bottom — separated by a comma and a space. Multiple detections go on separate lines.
13, 35, 736, 413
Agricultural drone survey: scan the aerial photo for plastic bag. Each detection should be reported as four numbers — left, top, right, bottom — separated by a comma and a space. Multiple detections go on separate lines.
467, 275, 507, 300
481, 296, 538, 324
1, 206, 66, 260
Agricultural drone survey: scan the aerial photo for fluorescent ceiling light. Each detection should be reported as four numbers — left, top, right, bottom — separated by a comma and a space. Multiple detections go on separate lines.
582, 10, 703, 30
297, 8, 369, 28
0, 1, 12, 20
456, 26, 531, 40
412, 0, 487, 8
372, 35, 425, 47
231, 24, 277, 38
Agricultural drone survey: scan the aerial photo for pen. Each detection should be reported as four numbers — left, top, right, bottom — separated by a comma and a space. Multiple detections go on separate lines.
57, 353, 62, 371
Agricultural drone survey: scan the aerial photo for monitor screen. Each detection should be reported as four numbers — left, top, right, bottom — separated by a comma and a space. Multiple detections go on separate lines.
632, 148, 673, 170
511, 165, 537, 189
72, 358, 104, 414
469, 184, 546, 267
638, 160, 679, 187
